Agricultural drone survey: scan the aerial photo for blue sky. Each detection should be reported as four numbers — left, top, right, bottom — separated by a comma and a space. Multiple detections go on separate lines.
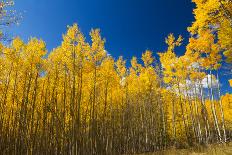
12, 0, 194, 56
11, 0, 231, 93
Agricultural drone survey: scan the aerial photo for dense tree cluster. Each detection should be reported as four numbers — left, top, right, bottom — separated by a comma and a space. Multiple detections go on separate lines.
0, 0, 231, 154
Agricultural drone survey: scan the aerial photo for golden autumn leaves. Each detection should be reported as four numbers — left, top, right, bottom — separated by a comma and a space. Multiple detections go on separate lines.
189, 0, 232, 63
0, 0, 231, 154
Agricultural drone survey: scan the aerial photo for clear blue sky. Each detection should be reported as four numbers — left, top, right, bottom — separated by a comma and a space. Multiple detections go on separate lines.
11, 0, 231, 93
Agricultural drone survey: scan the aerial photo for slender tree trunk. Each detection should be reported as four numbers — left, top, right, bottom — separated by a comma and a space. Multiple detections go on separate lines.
216, 71, 227, 142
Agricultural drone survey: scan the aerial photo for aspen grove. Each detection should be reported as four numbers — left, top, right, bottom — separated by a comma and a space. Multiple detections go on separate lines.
0, 0, 232, 154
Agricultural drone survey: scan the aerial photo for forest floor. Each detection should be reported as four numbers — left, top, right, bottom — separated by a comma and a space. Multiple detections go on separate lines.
139, 143, 232, 155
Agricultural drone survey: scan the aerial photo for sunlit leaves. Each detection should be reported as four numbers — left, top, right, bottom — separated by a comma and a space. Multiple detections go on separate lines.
189, 0, 232, 65
0, 19, 231, 153
142, 50, 154, 67
229, 79, 232, 87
